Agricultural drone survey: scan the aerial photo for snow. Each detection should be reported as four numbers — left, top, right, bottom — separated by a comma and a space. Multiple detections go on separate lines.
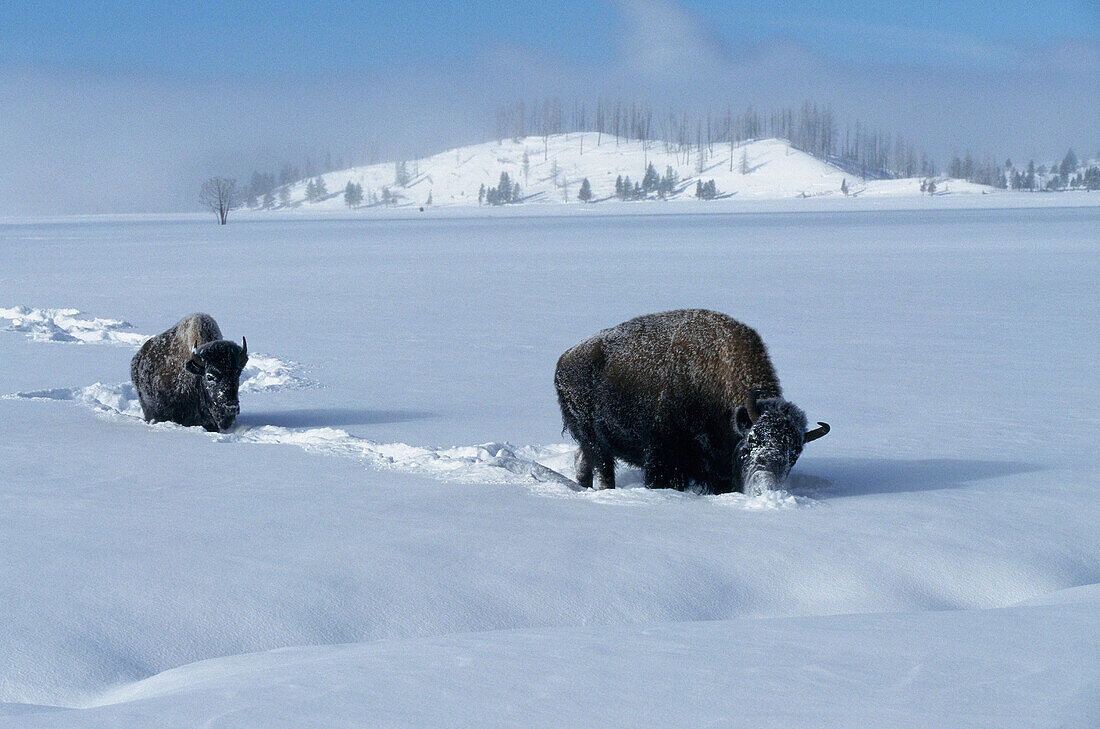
259, 134, 1003, 211
1, 205, 1098, 726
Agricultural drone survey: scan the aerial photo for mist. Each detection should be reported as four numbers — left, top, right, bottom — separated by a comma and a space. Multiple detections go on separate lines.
1, 0, 1096, 216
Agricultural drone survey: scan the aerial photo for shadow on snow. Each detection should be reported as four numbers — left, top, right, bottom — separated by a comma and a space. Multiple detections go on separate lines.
794, 457, 1041, 498
237, 407, 435, 429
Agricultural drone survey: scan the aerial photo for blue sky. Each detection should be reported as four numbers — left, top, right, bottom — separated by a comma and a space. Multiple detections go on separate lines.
1, 1, 1097, 213
3, 1, 1096, 76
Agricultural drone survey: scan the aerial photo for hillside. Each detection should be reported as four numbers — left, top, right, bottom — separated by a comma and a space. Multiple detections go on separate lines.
264, 134, 994, 211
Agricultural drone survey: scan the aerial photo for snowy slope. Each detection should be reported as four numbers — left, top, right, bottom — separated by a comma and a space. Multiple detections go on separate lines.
265, 134, 995, 210
1, 207, 1098, 726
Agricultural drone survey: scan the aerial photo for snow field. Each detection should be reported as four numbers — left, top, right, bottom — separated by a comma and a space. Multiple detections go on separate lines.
1, 207, 1098, 726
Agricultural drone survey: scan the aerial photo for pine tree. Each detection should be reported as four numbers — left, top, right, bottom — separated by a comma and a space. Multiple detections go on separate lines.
578, 178, 592, 203
262, 190, 274, 209
344, 180, 363, 208
1085, 166, 1100, 190
478, 184, 485, 205
522, 150, 530, 187
841, 178, 849, 196
1060, 149, 1078, 178
615, 175, 623, 199
426, 191, 433, 206
948, 155, 962, 179
740, 148, 749, 174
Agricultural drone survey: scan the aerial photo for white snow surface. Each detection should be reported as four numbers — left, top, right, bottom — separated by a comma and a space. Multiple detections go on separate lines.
264, 134, 1001, 211
1, 207, 1098, 727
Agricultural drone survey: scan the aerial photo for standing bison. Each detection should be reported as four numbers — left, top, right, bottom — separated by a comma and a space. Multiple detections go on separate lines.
555, 309, 829, 495
131, 313, 248, 432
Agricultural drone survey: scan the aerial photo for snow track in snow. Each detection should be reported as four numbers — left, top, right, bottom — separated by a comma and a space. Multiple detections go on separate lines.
0, 305, 312, 393
0, 305, 146, 346
2, 305, 814, 506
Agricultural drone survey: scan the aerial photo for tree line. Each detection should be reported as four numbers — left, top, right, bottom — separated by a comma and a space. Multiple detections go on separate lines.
492, 98, 940, 180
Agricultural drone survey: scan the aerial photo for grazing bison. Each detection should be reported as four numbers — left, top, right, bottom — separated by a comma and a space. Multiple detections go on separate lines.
555, 309, 829, 495
130, 313, 248, 432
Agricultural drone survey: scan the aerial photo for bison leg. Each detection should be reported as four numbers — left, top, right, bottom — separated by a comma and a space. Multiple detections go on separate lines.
576, 446, 615, 490
643, 445, 690, 491
594, 456, 615, 490
573, 448, 593, 489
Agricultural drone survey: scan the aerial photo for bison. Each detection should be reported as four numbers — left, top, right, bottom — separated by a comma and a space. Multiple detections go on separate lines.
130, 313, 248, 432
554, 309, 829, 495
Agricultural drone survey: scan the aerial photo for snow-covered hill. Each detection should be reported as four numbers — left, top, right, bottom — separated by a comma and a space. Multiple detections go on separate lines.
265, 134, 994, 211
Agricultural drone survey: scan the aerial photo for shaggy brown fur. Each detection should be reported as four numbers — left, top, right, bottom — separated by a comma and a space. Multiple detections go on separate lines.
555, 309, 823, 494
130, 313, 247, 432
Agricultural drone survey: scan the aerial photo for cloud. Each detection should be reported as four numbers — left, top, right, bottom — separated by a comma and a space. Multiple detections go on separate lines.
611, 0, 732, 78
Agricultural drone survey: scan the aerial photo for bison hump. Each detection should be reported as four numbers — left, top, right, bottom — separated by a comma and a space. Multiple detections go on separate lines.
174, 313, 223, 351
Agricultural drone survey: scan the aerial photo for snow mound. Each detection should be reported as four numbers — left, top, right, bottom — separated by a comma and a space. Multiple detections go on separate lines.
240, 354, 313, 393
0, 305, 147, 346
7, 382, 145, 419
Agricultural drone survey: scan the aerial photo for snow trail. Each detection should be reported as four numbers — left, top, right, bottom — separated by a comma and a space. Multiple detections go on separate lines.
0, 305, 312, 392
2, 305, 813, 506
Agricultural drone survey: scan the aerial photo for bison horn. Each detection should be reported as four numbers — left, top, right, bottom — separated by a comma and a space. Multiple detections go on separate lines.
241, 336, 247, 356
746, 388, 766, 423
804, 422, 830, 443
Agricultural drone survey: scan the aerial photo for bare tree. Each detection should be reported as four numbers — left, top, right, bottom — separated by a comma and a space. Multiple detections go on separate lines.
200, 177, 239, 225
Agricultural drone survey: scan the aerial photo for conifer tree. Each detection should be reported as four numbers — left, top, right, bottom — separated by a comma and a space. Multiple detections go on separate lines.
344, 180, 363, 208
578, 178, 592, 203
1060, 150, 1078, 178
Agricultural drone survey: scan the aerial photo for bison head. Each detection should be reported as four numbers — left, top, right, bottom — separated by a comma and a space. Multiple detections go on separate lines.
733, 389, 829, 496
185, 337, 248, 431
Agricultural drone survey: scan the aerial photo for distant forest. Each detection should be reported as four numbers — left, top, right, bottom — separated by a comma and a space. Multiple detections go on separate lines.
490, 99, 1098, 191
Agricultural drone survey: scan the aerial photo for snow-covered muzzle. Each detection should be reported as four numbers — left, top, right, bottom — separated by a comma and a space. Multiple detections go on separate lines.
733, 399, 808, 496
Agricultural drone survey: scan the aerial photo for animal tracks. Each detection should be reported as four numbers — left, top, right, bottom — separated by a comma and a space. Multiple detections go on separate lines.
2, 305, 815, 506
